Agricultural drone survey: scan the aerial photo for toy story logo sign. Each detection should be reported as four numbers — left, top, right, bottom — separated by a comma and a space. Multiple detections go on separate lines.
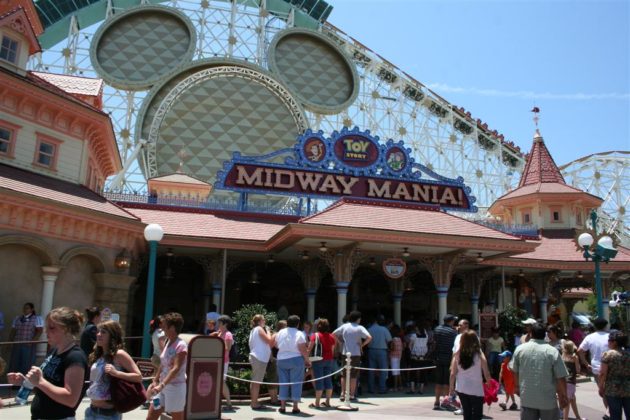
216, 127, 477, 212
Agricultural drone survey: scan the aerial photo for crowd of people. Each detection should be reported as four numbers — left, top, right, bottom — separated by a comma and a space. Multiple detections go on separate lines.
0, 302, 628, 420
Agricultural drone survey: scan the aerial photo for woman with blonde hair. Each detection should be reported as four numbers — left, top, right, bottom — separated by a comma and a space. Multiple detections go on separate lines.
85, 320, 142, 419
7, 306, 88, 419
248, 314, 273, 410
449, 330, 491, 420
561, 340, 585, 420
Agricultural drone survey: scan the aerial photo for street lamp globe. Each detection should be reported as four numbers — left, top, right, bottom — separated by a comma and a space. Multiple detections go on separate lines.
597, 235, 614, 249
144, 224, 164, 242
577, 232, 594, 248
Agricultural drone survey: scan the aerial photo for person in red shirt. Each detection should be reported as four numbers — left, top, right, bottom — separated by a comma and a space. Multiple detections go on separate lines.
307, 318, 336, 408
498, 351, 518, 411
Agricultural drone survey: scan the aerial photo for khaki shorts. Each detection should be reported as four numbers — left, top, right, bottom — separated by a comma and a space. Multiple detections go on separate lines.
249, 355, 268, 382
350, 355, 361, 379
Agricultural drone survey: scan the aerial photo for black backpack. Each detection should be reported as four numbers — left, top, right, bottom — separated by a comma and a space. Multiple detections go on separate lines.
229, 340, 238, 362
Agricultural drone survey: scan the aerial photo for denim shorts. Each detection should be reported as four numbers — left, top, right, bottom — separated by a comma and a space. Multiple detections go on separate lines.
85, 405, 121, 420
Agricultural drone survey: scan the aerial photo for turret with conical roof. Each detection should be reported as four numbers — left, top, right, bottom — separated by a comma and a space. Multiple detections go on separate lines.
488, 127, 602, 230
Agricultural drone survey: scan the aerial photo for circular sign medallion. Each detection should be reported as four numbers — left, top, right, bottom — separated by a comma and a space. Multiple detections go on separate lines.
383, 258, 407, 279
386, 147, 407, 172
90, 5, 196, 90
303, 138, 326, 163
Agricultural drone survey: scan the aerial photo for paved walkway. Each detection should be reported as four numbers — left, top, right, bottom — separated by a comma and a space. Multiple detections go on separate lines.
1, 380, 607, 419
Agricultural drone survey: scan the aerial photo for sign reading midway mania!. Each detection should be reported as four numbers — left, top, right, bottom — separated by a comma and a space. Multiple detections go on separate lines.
215, 127, 477, 212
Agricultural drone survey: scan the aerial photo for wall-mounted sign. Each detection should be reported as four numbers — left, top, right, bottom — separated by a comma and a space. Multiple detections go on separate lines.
216, 127, 477, 212
383, 258, 407, 279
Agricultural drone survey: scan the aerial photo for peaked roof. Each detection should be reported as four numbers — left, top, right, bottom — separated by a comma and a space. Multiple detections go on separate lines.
518, 129, 566, 187
0, 6, 41, 54
490, 130, 603, 207
148, 172, 210, 186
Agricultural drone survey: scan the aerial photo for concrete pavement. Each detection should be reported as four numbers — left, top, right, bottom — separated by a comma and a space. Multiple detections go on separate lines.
1, 380, 607, 419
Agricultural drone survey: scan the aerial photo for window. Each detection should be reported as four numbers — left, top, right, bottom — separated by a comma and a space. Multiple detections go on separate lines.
0, 127, 12, 154
550, 206, 563, 223
523, 213, 531, 224
0, 120, 19, 157
576, 211, 583, 225
0, 35, 19, 64
33, 134, 62, 170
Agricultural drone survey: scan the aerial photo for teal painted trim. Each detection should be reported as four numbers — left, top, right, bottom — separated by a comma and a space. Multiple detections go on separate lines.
37, 0, 320, 49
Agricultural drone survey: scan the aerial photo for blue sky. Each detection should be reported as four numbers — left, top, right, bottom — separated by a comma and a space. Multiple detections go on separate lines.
327, 0, 630, 166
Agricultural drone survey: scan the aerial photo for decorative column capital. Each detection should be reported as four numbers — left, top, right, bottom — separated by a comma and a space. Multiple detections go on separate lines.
336, 281, 350, 294
305, 288, 317, 297
41, 265, 61, 281
392, 292, 403, 302
419, 251, 462, 289
436, 285, 449, 297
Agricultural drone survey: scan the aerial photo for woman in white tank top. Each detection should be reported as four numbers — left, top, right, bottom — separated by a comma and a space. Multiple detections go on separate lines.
248, 314, 274, 409
449, 330, 491, 420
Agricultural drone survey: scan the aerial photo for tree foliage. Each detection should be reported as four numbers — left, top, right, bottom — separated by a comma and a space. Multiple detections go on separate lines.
231, 304, 278, 361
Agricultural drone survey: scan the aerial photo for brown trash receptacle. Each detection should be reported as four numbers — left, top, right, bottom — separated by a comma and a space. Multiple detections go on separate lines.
160, 334, 224, 420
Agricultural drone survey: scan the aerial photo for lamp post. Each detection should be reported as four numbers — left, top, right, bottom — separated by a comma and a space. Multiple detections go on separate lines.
576, 210, 618, 319
142, 223, 164, 358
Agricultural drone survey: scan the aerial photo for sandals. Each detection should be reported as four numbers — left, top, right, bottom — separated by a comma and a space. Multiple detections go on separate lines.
278, 407, 286, 414
308, 403, 320, 409
292, 408, 301, 414
321, 402, 330, 407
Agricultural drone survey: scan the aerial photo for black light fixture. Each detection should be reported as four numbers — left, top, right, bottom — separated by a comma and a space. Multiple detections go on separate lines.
249, 271, 260, 285
166, 247, 174, 257
267, 254, 275, 263
114, 248, 132, 271
404, 279, 415, 292
163, 248, 174, 281
402, 247, 410, 258
577, 270, 583, 279
518, 269, 525, 277
369, 257, 376, 266
319, 242, 328, 252
301, 250, 310, 260
475, 253, 484, 263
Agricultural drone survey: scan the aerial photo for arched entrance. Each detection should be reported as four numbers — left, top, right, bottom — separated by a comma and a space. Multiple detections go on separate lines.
132, 255, 205, 335
225, 262, 305, 319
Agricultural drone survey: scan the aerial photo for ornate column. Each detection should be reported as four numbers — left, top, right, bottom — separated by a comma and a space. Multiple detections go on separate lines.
467, 272, 485, 326
194, 256, 216, 314
321, 245, 365, 326
601, 273, 612, 321
301, 260, 322, 322
38, 265, 61, 356
419, 252, 461, 322
93, 273, 136, 333
534, 272, 559, 323
389, 278, 404, 326
40, 266, 61, 320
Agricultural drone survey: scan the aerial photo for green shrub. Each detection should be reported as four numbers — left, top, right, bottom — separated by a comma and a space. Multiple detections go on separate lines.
231, 304, 278, 361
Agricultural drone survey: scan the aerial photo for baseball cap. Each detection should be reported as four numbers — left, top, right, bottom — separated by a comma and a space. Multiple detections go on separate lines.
444, 314, 458, 322
498, 350, 512, 359
521, 318, 536, 325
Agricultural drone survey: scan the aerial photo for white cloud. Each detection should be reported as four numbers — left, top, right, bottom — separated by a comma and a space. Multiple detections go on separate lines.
426, 83, 630, 100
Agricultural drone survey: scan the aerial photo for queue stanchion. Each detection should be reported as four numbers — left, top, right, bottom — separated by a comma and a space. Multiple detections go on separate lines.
337, 352, 358, 412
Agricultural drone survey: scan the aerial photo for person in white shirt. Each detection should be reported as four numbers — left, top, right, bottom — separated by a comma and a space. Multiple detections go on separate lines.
577, 317, 610, 416
248, 314, 273, 410
452, 319, 470, 353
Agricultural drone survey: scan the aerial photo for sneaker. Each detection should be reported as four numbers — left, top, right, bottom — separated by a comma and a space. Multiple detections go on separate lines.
433, 404, 443, 411
454, 409, 463, 415
509, 403, 518, 411
499, 403, 507, 411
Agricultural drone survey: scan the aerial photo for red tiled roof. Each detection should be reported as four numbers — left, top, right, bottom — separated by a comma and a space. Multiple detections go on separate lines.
0, 163, 138, 220
128, 207, 286, 242
508, 236, 630, 263
300, 198, 521, 240
497, 182, 602, 201
31, 72, 103, 97
519, 130, 566, 187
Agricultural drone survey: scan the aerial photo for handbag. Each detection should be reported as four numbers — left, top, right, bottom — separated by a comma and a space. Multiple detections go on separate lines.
309, 332, 323, 362
410, 331, 429, 361
109, 374, 147, 413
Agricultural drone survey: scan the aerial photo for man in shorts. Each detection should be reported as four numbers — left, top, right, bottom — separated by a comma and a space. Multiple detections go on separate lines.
333, 311, 372, 401
432, 314, 457, 410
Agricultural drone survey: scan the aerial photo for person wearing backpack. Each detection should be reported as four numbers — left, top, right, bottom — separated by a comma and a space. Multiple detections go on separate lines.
408, 325, 431, 394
